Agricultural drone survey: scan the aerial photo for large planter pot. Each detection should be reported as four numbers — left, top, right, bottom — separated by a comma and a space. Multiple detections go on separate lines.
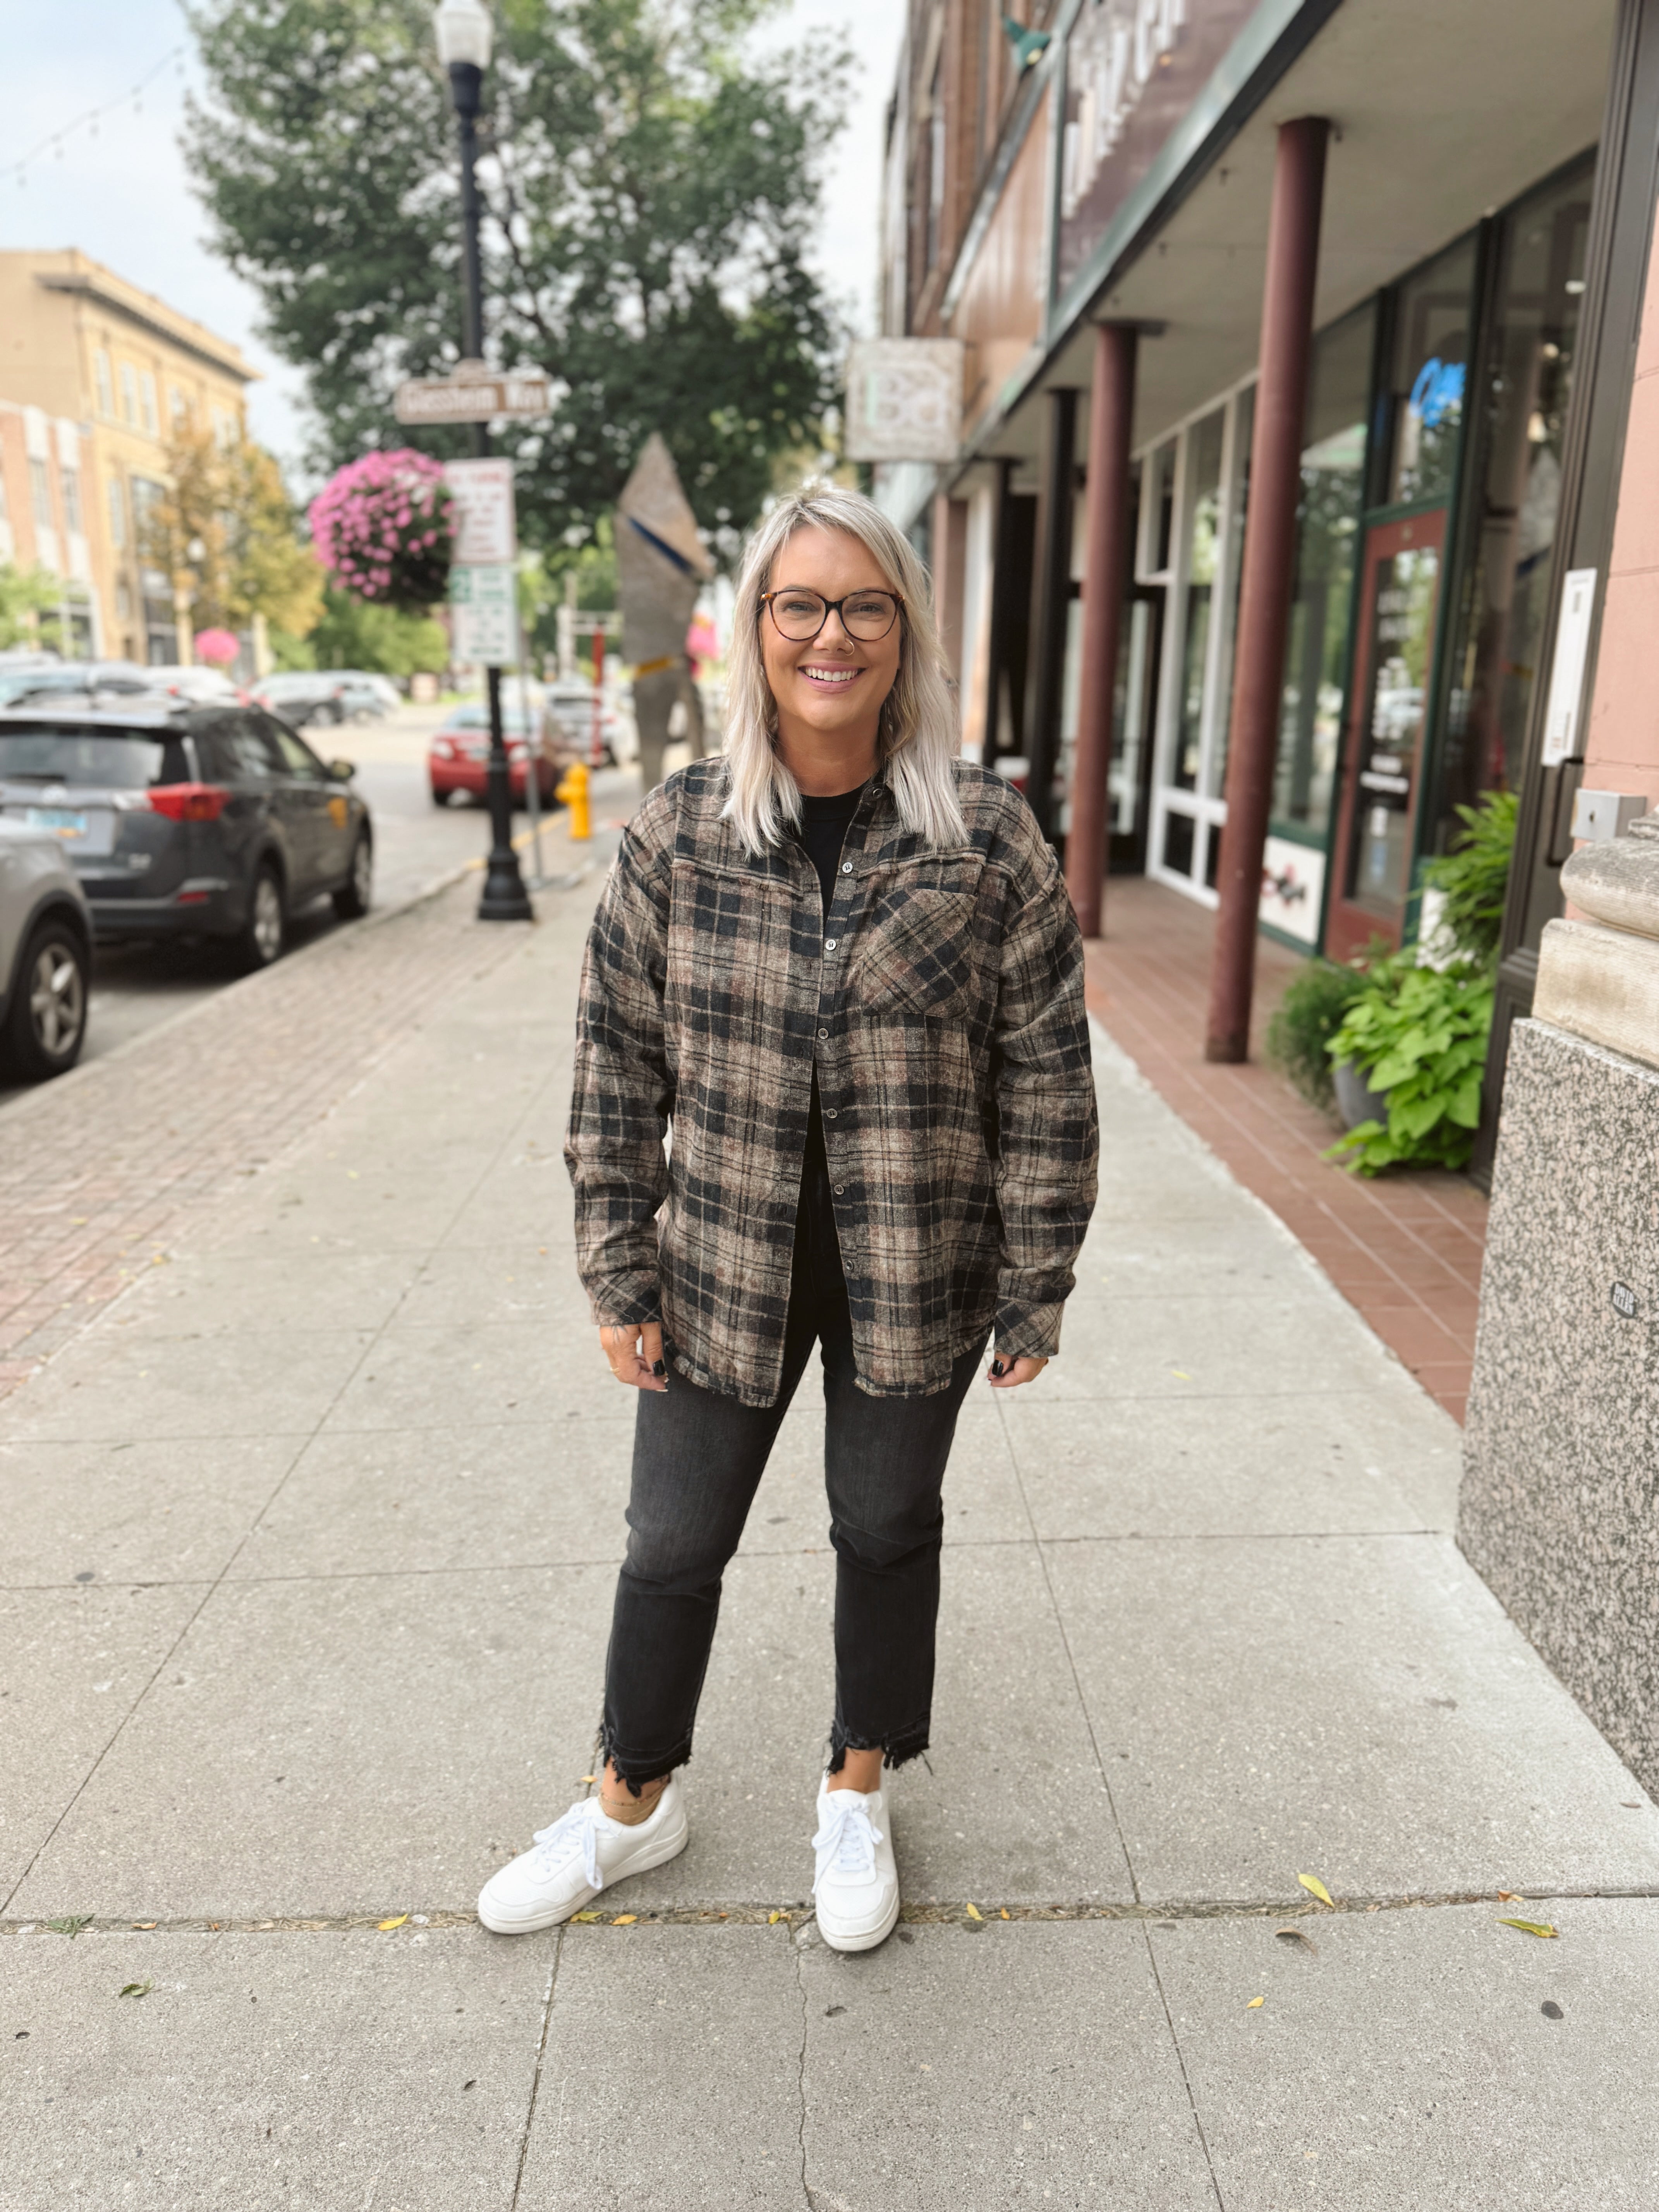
1333, 1058, 1391, 1130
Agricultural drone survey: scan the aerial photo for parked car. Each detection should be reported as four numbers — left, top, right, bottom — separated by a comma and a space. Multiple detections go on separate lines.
540, 680, 622, 768
313, 670, 400, 718
0, 813, 93, 1081
142, 665, 243, 705
0, 661, 154, 709
428, 702, 558, 807
251, 672, 352, 728
0, 701, 373, 972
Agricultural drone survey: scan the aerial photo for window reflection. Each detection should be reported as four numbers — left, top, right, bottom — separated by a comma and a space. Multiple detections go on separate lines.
1432, 159, 1593, 850
1387, 236, 1478, 507
1273, 305, 1373, 836
1174, 409, 1224, 790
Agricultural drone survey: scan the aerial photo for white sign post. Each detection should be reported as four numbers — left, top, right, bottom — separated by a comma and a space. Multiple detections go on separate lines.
444, 458, 518, 566
449, 563, 518, 667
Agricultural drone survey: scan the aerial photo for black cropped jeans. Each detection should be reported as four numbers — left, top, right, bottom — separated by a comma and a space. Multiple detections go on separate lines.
600, 1149, 985, 1789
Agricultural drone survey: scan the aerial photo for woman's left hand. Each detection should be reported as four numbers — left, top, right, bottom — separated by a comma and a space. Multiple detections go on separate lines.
986, 1352, 1048, 1390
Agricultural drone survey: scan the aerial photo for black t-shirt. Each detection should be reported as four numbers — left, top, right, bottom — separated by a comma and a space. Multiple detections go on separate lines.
795, 783, 867, 1200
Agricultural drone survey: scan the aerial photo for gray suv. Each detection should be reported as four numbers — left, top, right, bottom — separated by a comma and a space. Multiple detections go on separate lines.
0, 815, 93, 1081
0, 701, 373, 971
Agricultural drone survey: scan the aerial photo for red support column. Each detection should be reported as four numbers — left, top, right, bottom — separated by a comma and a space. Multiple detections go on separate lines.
1065, 324, 1138, 938
1204, 116, 1329, 1062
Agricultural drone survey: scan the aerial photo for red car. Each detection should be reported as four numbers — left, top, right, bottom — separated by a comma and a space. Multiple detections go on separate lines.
428, 703, 557, 807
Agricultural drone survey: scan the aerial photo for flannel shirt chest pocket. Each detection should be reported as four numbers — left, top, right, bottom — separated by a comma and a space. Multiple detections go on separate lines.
664, 859, 795, 1036
851, 862, 982, 1021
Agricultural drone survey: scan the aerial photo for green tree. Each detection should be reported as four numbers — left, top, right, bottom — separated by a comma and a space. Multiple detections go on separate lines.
144, 419, 325, 643
0, 562, 60, 651
184, 0, 848, 561
305, 587, 449, 677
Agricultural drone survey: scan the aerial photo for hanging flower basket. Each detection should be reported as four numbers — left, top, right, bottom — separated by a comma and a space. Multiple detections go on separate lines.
308, 449, 453, 610
193, 627, 240, 668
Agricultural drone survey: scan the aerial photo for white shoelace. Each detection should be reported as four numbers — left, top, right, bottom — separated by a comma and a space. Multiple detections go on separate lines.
530, 1800, 603, 1892
812, 1796, 882, 1889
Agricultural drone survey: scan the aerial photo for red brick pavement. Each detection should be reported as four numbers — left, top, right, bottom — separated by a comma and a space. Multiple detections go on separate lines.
1083, 877, 1488, 1425
0, 880, 533, 1403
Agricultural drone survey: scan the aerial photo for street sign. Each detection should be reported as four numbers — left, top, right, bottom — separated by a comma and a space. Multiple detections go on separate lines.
395, 366, 552, 425
449, 563, 517, 665
445, 458, 517, 565
843, 338, 963, 462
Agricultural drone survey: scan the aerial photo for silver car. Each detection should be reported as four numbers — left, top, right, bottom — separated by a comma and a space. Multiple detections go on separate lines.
0, 815, 93, 1082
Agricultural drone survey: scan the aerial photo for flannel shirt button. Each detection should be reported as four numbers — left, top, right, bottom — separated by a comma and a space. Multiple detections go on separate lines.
825, 1107, 838, 1119
824, 937, 838, 952
817, 1026, 830, 1039
840, 860, 853, 874
833, 1184, 845, 1195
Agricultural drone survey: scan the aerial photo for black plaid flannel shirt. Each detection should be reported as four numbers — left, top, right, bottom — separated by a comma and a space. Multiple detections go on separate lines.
566, 758, 1098, 1405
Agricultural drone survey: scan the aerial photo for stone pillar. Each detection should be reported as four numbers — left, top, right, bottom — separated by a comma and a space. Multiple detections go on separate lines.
1460, 820, 1659, 1792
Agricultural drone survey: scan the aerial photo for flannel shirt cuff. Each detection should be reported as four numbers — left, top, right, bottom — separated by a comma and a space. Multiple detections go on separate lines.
587, 1273, 662, 1329
993, 1295, 1066, 1362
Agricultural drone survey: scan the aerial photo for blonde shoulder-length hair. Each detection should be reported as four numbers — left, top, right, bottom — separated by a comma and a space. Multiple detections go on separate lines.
720, 482, 967, 855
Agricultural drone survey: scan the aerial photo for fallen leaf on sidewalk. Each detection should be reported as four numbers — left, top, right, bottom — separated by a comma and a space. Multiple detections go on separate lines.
1170, 1369, 1192, 1380
1297, 1874, 1335, 1908
377, 1916, 408, 1931
570, 1911, 601, 1922
47, 1917, 91, 1938
1275, 1927, 1317, 1952
1497, 1891, 1521, 1901
965, 1904, 983, 1921
1247, 1996, 1264, 2008
1000, 1909, 1010, 1920
579, 1775, 598, 1785
131, 1922, 157, 1931
611, 1914, 637, 1926
117, 1981, 153, 2000
1497, 1917, 1557, 1939
769, 1911, 786, 1923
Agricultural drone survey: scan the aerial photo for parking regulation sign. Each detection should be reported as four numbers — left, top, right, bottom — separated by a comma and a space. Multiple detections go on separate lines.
449, 564, 517, 666
444, 458, 517, 566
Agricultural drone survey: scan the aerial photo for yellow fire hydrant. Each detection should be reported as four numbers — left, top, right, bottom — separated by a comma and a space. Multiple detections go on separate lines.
555, 759, 591, 841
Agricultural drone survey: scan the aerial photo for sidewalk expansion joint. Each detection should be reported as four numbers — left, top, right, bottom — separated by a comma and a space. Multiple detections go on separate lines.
9, 1887, 1656, 1939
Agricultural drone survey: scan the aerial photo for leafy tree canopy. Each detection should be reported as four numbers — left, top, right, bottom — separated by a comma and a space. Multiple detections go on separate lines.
144, 419, 325, 641
0, 563, 60, 652
184, 0, 849, 561
277, 586, 449, 675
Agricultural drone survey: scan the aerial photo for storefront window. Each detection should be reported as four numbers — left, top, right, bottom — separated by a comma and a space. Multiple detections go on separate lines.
1386, 235, 1478, 507
1431, 158, 1594, 848
1272, 304, 1374, 835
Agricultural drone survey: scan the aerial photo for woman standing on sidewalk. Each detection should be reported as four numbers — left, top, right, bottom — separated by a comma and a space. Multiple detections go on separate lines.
480, 484, 1097, 1950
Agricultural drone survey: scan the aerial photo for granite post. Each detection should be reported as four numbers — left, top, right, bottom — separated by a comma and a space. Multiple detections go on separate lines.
1461, 815, 1659, 1793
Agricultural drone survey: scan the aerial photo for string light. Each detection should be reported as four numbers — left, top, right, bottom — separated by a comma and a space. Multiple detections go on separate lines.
5, 44, 186, 191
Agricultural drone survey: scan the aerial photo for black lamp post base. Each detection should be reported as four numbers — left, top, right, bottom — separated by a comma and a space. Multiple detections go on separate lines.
478, 857, 534, 921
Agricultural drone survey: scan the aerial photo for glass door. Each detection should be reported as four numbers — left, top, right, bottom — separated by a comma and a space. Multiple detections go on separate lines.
1325, 506, 1447, 959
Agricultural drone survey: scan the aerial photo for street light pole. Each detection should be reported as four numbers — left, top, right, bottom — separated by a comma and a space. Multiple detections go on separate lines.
435, 0, 532, 923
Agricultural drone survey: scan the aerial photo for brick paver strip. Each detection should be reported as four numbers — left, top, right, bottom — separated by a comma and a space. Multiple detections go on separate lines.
0, 880, 533, 1402
1083, 877, 1488, 1424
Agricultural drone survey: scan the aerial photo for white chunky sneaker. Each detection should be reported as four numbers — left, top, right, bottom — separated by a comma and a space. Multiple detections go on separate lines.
812, 1777, 900, 1953
477, 1778, 687, 1934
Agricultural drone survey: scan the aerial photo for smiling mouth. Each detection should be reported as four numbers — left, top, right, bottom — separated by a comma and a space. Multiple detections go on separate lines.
800, 665, 862, 685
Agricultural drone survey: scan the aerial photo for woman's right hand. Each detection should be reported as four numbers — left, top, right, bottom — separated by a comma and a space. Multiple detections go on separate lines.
600, 1321, 668, 1391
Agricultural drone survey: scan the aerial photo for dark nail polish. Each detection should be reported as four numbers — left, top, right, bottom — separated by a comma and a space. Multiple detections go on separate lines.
991, 1359, 1005, 1377
652, 1359, 666, 1376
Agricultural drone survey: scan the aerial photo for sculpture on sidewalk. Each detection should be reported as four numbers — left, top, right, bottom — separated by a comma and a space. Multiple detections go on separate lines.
615, 434, 714, 794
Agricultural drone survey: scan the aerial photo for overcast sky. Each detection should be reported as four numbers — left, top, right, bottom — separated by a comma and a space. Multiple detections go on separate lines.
0, 0, 904, 479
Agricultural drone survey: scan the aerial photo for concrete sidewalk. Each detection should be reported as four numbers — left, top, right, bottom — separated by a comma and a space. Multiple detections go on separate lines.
5, 867, 1659, 2209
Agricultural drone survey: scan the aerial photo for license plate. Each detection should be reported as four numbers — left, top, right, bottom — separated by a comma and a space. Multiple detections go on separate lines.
26, 806, 89, 838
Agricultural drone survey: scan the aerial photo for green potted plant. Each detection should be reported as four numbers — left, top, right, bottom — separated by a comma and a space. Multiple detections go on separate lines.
1322, 792, 1516, 1176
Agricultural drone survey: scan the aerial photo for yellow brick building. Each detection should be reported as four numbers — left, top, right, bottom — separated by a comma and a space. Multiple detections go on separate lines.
0, 248, 255, 665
